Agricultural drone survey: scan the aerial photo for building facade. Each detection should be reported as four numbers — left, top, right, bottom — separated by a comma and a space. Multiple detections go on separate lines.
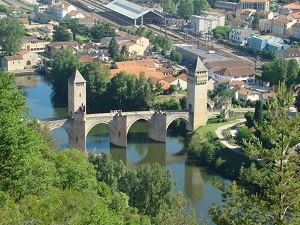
239, 0, 270, 12
191, 12, 225, 34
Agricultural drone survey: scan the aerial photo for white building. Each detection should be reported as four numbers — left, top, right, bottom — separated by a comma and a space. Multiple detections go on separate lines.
214, 1, 239, 11
190, 12, 225, 34
229, 28, 258, 46
239, 0, 270, 12
291, 23, 300, 40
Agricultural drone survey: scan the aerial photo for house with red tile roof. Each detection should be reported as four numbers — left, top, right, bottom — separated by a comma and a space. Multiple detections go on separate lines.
1, 50, 39, 71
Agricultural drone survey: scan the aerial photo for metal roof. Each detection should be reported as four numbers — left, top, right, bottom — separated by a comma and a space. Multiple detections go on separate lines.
105, 0, 151, 19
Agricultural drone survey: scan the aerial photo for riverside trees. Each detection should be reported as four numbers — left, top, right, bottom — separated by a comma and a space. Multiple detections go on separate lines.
209, 83, 300, 224
0, 17, 25, 55
0, 70, 197, 224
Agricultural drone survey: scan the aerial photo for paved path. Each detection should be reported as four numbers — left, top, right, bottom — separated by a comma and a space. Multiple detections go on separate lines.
215, 119, 246, 154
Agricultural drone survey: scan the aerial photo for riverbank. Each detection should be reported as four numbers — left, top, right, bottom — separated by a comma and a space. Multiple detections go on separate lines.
187, 117, 252, 180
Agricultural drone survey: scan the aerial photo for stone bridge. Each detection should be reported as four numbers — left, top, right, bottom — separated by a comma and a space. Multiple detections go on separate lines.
40, 108, 226, 149
40, 58, 230, 150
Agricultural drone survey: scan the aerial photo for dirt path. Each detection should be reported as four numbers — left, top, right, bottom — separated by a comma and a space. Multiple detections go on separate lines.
215, 119, 246, 154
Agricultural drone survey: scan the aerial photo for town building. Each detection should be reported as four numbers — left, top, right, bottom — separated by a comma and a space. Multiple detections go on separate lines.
205, 60, 255, 84
214, 1, 239, 11
276, 48, 300, 64
190, 12, 225, 34
271, 17, 296, 38
239, 0, 270, 12
45, 41, 79, 55
229, 29, 258, 46
291, 23, 300, 40
247, 35, 290, 53
22, 36, 50, 52
1, 50, 39, 71
280, 2, 300, 15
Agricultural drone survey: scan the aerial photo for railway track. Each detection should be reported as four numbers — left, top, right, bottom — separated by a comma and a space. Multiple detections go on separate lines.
65, 0, 255, 66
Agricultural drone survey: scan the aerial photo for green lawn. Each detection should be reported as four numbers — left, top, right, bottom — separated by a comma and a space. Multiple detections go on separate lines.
196, 116, 244, 135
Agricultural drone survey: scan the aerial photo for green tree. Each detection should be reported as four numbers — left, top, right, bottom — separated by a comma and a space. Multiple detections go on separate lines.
169, 84, 179, 93
108, 36, 119, 58
170, 49, 183, 63
51, 49, 82, 101
155, 35, 173, 50
253, 100, 264, 125
193, 0, 211, 15
252, 12, 260, 30
0, 4, 13, 14
286, 58, 299, 86
177, 0, 194, 22
0, 17, 25, 55
53, 25, 72, 42
209, 83, 300, 224
120, 45, 128, 56
90, 22, 116, 40
212, 26, 231, 39
59, 18, 88, 40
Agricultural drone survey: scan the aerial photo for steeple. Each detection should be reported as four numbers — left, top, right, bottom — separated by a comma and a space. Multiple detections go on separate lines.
68, 69, 86, 84
190, 57, 208, 74
68, 68, 86, 118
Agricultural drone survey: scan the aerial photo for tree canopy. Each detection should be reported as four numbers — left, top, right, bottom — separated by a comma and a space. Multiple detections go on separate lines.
0, 17, 25, 55
90, 21, 116, 40
177, 0, 194, 22
59, 18, 89, 40
209, 83, 300, 224
0, 69, 197, 224
193, 0, 211, 15
53, 25, 72, 42
262, 58, 299, 86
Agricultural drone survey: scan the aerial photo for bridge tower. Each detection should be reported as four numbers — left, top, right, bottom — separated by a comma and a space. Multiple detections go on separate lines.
68, 69, 87, 150
186, 57, 208, 130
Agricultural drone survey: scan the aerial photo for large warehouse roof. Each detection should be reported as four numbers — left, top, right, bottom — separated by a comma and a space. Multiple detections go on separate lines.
105, 0, 151, 19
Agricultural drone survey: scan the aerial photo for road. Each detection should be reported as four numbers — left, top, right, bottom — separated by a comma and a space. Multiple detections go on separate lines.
215, 119, 246, 154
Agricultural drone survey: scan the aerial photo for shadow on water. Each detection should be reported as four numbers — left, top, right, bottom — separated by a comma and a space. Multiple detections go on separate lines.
20, 74, 227, 224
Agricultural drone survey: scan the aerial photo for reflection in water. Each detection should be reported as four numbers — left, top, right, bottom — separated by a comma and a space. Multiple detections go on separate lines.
14, 75, 39, 89
21, 74, 226, 224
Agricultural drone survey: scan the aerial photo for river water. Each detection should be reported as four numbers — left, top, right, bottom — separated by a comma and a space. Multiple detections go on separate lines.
16, 74, 226, 224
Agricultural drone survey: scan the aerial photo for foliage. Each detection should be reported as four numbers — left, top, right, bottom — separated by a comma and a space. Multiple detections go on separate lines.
53, 25, 72, 42
51, 49, 83, 102
252, 12, 260, 30
169, 84, 179, 93
80, 62, 110, 112
108, 36, 119, 58
170, 49, 182, 63
212, 26, 231, 39
177, 0, 194, 22
262, 58, 299, 86
0, 17, 25, 55
0, 70, 153, 224
136, 26, 173, 50
120, 45, 128, 56
257, 49, 276, 60
90, 21, 116, 40
209, 83, 300, 224
59, 18, 89, 41
187, 132, 251, 178
89, 153, 197, 222
209, 83, 233, 103
106, 71, 155, 111
154, 98, 182, 110
193, 0, 211, 15
0, 4, 13, 14
234, 126, 253, 146
245, 111, 254, 128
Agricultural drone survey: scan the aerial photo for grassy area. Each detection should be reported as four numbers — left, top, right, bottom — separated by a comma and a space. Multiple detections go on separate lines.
196, 116, 244, 135
154, 93, 185, 104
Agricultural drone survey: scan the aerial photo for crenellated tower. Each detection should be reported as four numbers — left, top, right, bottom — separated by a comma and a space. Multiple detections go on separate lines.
68, 69, 87, 150
186, 57, 208, 130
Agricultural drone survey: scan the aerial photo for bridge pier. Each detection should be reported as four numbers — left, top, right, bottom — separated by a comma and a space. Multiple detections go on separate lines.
70, 111, 86, 150
148, 111, 167, 143
110, 113, 127, 147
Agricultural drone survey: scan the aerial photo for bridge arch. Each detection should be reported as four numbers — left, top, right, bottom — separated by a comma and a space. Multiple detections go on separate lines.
86, 121, 116, 136
47, 124, 73, 147
126, 117, 155, 134
166, 116, 192, 130
206, 113, 221, 121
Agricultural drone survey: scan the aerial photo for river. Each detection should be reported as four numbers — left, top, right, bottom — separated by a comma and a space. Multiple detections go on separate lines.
16, 74, 227, 224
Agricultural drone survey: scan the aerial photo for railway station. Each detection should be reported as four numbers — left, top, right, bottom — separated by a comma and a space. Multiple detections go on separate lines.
104, 0, 164, 26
